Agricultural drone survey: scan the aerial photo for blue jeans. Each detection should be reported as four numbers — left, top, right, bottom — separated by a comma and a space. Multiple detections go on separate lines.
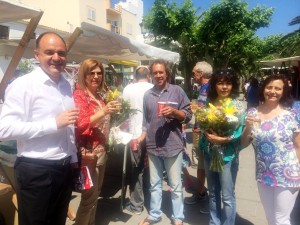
148, 152, 184, 222
204, 155, 238, 225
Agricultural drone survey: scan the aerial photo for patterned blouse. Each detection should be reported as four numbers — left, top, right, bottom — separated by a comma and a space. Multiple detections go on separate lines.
73, 88, 111, 155
248, 107, 300, 187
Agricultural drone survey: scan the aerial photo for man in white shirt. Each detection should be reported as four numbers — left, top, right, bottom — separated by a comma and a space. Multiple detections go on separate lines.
0, 32, 79, 225
123, 66, 153, 214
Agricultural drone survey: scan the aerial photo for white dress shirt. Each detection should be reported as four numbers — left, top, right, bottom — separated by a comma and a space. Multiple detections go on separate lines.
0, 67, 77, 163
123, 81, 153, 139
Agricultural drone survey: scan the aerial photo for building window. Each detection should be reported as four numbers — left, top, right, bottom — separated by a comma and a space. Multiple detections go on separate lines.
87, 6, 96, 21
126, 23, 132, 35
0, 25, 9, 39
107, 20, 120, 34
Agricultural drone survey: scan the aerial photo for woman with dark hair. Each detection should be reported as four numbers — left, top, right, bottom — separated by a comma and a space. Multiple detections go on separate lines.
241, 74, 300, 225
199, 69, 246, 225
73, 59, 120, 225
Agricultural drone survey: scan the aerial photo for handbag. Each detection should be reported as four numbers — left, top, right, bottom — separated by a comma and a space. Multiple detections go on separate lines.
72, 166, 94, 192
81, 151, 97, 173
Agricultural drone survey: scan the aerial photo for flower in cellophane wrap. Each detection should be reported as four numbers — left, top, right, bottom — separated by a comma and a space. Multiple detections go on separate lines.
195, 98, 240, 172
105, 88, 139, 152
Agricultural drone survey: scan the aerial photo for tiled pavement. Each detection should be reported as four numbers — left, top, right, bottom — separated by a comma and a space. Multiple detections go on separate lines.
67, 116, 300, 225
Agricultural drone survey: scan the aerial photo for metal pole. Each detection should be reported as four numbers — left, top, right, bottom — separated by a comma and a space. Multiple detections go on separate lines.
120, 144, 128, 212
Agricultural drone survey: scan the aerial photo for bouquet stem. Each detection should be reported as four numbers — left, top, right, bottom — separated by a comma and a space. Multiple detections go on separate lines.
209, 145, 224, 172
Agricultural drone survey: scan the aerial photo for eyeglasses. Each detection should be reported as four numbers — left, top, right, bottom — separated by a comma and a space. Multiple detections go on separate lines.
192, 71, 201, 75
88, 72, 102, 77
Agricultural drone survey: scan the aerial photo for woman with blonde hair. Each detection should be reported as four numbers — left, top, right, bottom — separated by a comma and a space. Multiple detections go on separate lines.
73, 58, 120, 225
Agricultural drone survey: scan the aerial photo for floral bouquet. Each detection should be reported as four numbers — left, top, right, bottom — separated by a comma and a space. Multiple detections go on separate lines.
195, 98, 240, 172
105, 88, 139, 152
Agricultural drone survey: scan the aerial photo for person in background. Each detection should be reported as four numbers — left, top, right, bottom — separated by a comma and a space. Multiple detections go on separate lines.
123, 66, 153, 214
245, 77, 260, 109
73, 59, 120, 225
138, 59, 192, 225
0, 32, 79, 225
200, 69, 246, 225
241, 74, 300, 225
185, 61, 212, 213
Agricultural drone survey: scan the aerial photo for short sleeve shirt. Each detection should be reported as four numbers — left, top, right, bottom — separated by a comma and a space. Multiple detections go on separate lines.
248, 108, 300, 187
197, 83, 209, 107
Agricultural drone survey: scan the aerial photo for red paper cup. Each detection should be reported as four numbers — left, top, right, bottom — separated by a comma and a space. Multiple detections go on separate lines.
157, 101, 167, 115
130, 139, 138, 151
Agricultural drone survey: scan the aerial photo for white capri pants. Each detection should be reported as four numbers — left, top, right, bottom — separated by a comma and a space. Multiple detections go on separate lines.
257, 182, 299, 225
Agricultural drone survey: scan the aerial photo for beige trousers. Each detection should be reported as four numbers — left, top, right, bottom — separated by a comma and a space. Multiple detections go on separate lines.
74, 152, 107, 225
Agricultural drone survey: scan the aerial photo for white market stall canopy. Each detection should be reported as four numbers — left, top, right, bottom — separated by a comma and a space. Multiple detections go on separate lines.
0, 22, 180, 64
0, 0, 42, 100
0, 0, 40, 22
260, 56, 300, 67
67, 22, 180, 64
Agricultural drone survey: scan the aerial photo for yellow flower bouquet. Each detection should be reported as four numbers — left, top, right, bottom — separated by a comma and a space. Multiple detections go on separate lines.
105, 89, 139, 152
195, 98, 240, 172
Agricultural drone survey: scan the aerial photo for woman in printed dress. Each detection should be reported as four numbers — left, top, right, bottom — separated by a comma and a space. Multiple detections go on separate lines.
241, 74, 300, 225
73, 59, 120, 225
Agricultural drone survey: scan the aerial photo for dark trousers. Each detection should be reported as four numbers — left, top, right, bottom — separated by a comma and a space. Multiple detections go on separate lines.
128, 140, 147, 211
14, 157, 72, 225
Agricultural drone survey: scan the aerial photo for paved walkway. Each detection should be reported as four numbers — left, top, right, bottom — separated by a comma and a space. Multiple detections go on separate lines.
67, 117, 300, 225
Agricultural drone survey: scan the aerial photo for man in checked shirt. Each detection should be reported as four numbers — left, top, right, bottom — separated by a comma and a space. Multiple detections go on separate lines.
138, 59, 192, 225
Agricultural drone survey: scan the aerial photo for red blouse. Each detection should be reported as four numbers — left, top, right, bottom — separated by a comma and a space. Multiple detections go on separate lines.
73, 88, 110, 154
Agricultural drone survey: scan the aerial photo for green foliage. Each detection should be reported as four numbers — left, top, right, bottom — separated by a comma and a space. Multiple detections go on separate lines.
280, 31, 300, 56
196, 0, 274, 76
144, 0, 197, 45
17, 59, 34, 76
144, 0, 300, 82
280, 15, 300, 57
143, 0, 201, 92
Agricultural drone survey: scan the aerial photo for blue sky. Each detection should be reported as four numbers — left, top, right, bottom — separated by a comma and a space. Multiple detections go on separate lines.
143, 0, 300, 38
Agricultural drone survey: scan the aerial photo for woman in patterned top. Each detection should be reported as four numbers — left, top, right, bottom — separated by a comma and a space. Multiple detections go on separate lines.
200, 69, 246, 225
73, 59, 120, 225
241, 74, 300, 225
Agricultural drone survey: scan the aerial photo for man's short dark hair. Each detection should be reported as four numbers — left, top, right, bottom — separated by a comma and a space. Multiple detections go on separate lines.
36, 32, 67, 50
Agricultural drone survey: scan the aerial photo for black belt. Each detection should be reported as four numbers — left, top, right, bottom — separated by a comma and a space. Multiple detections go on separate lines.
17, 156, 71, 166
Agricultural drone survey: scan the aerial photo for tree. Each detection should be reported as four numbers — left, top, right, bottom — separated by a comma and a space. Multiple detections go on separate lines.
279, 15, 300, 56
196, 0, 274, 76
143, 0, 200, 93
144, 0, 276, 86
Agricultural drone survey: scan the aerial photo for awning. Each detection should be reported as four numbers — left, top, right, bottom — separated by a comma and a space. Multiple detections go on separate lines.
67, 22, 180, 64
109, 60, 139, 67
0, 0, 40, 22
0, 23, 180, 64
260, 56, 300, 67
0, 0, 42, 100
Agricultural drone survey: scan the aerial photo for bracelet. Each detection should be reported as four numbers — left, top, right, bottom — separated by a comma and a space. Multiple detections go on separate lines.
227, 135, 234, 141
